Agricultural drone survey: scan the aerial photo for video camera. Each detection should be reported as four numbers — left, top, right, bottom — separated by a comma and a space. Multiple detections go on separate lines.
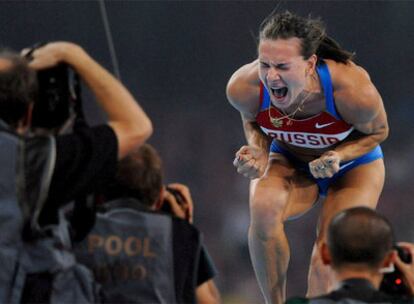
24, 44, 81, 130
380, 245, 412, 297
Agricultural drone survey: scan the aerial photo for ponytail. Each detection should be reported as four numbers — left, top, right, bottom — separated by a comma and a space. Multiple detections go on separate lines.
316, 36, 354, 64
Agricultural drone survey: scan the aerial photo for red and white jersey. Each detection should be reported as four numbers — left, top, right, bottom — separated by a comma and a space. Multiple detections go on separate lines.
256, 61, 354, 149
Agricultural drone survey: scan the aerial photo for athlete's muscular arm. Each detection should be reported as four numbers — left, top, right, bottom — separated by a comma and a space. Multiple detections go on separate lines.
333, 66, 388, 159
310, 63, 388, 178
227, 60, 272, 179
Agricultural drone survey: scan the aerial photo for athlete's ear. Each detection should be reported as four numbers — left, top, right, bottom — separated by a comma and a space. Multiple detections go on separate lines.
306, 54, 318, 76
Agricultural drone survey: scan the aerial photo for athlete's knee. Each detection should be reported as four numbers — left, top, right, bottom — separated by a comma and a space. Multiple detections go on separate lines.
249, 189, 288, 238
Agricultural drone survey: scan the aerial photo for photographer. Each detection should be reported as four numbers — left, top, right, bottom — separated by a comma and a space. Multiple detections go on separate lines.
286, 207, 414, 303
0, 42, 152, 303
74, 144, 221, 304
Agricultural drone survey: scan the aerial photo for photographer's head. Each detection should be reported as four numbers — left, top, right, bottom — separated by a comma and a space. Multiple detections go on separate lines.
107, 143, 163, 208
0, 50, 37, 131
322, 207, 394, 274
104, 144, 192, 221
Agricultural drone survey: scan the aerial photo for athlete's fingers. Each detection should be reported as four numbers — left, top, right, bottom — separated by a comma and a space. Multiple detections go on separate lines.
237, 158, 256, 175
326, 171, 335, 178
309, 153, 341, 178
324, 157, 340, 172
238, 153, 253, 165
234, 146, 267, 179
315, 167, 335, 178
233, 155, 245, 167
310, 162, 327, 178
242, 168, 260, 179
320, 159, 336, 178
233, 156, 239, 167
238, 159, 260, 179
236, 145, 253, 158
234, 155, 249, 169
309, 160, 322, 177
234, 149, 254, 167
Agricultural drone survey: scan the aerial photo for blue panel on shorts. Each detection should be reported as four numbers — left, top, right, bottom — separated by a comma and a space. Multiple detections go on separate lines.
270, 141, 383, 196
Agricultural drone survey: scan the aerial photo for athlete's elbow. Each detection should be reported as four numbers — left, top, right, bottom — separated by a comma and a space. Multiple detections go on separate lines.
376, 125, 389, 143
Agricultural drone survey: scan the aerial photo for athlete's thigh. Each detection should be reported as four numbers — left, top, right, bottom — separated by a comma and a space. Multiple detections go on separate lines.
250, 152, 318, 221
318, 158, 385, 235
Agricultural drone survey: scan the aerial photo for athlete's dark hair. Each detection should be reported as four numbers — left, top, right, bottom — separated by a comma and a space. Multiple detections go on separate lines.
327, 207, 394, 270
0, 50, 37, 127
259, 11, 354, 63
106, 144, 163, 207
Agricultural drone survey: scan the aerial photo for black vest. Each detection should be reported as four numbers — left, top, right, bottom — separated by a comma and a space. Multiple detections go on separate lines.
0, 122, 54, 303
0, 122, 98, 303
74, 198, 202, 303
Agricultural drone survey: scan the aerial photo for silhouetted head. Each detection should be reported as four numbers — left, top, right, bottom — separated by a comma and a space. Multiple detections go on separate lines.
106, 144, 163, 208
327, 207, 394, 271
0, 50, 37, 128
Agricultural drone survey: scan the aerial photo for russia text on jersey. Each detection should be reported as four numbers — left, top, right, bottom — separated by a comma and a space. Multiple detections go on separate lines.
260, 127, 354, 149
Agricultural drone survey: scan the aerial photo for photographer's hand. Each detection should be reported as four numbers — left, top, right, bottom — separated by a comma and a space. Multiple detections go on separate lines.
394, 242, 414, 295
22, 42, 67, 70
163, 183, 194, 223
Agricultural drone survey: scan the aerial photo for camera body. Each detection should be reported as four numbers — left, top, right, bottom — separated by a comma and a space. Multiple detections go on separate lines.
380, 245, 412, 296
31, 64, 72, 129
160, 187, 185, 215
24, 43, 80, 130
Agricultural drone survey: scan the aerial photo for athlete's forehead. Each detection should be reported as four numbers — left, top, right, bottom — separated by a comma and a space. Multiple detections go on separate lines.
258, 37, 303, 64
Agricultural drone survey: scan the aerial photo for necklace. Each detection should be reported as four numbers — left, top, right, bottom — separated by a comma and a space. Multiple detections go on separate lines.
268, 91, 312, 128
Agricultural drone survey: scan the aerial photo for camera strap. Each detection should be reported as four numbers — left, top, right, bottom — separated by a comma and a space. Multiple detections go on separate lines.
71, 72, 89, 130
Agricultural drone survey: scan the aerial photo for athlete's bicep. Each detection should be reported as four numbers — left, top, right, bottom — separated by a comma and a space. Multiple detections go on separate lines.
353, 107, 388, 139
336, 79, 388, 137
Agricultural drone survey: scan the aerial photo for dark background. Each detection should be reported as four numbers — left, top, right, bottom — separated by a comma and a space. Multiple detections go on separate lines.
2, 1, 413, 302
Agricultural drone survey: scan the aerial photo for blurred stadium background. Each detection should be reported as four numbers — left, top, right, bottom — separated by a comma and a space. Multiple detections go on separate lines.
2, 1, 413, 302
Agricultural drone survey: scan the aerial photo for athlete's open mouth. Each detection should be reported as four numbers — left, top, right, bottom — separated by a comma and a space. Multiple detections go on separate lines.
271, 87, 288, 100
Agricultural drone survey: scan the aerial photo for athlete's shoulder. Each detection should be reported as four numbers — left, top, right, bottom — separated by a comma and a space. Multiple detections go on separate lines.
226, 59, 261, 116
228, 59, 259, 81
324, 59, 372, 91
325, 59, 383, 124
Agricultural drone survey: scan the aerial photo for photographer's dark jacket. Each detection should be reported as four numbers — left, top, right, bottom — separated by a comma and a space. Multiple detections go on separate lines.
74, 198, 206, 304
0, 122, 58, 302
0, 122, 92, 303
0, 121, 118, 303
286, 279, 414, 304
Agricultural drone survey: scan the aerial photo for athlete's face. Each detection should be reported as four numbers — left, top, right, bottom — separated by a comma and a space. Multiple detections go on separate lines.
258, 38, 316, 110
